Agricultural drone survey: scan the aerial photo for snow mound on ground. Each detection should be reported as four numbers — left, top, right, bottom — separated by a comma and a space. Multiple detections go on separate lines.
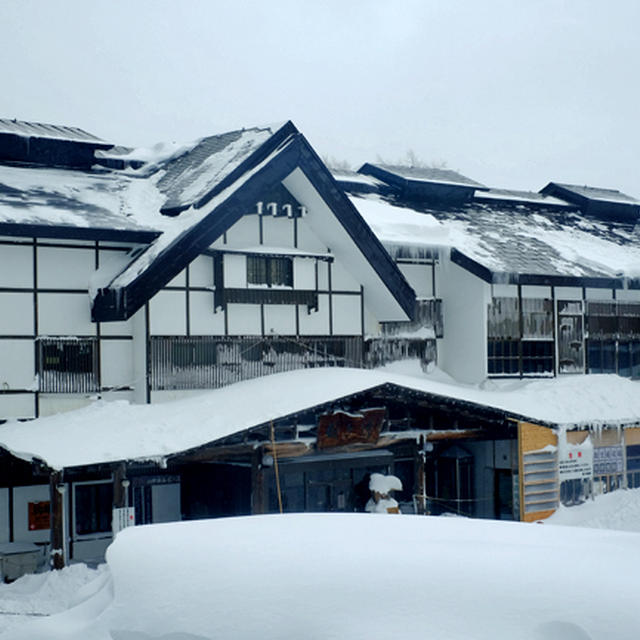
547, 487, 640, 532
9, 514, 640, 640
0, 564, 105, 635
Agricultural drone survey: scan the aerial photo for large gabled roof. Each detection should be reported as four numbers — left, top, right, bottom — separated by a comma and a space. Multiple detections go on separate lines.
91, 122, 415, 322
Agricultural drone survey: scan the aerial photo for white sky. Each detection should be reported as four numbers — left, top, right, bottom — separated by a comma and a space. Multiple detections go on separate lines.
2, 1, 639, 197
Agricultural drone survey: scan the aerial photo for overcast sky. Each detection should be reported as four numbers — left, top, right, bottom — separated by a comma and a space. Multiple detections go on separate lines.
2, 1, 639, 196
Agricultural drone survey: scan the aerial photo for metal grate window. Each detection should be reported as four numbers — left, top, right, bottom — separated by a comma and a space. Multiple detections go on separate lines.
38, 337, 99, 393
150, 336, 363, 391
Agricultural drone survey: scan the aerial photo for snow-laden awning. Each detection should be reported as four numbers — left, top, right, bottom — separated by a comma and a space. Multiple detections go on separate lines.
0, 367, 639, 471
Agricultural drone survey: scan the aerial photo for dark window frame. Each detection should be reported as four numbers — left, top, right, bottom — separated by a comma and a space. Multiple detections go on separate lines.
73, 480, 113, 537
247, 255, 293, 288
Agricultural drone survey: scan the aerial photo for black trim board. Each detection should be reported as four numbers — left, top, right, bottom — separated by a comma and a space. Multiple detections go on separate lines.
293, 138, 416, 320
0, 222, 159, 244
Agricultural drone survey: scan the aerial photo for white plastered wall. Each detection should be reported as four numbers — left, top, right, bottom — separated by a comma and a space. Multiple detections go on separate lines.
37, 247, 93, 289
438, 256, 491, 384
283, 169, 410, 322
398, 263, 433, 298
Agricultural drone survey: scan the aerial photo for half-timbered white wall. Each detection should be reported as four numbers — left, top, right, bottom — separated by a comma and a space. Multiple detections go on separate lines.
0, 236, 138, 419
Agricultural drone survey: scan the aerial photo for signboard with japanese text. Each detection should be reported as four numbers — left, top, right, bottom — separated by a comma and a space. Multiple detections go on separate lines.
593, 446, 624, 475
558, 445, 593, 480
112, 507, 135, 535
317, 408, 385, 449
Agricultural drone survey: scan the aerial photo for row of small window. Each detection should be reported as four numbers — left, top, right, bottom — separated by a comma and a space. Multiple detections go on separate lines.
488, 340, 554, 375
587, 340, 640, 377
488, 339, 640, 377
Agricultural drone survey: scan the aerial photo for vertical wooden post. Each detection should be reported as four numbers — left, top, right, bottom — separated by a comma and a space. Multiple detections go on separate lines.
414, 437, 427, 515
113, 463, 127, 509
49, 471, 65, 570
251, 448, 266, 515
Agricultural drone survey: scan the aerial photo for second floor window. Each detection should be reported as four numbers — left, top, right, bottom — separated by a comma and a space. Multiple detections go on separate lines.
247, 256, 293, 287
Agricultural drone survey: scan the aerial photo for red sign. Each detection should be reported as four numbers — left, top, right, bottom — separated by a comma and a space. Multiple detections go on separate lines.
317, 408, 385, 449
28, 501, 50, 531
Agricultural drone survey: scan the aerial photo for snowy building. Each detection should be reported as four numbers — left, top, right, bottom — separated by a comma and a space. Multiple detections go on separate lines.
1, 118, 640, 570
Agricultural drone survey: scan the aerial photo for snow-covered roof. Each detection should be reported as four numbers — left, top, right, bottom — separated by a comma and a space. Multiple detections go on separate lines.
1, 366, 639, 470
0, 118, 107, 145
156, 124, 284, 215
0, 163, 162, 239
352, 193, 640, 282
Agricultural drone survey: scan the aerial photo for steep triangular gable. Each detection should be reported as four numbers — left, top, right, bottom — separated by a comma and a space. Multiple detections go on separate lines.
92, 124, 415, 322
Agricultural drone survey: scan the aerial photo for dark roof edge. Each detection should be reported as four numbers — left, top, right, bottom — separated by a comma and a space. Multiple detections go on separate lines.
0, 222, 160, 244
493, 272, 640, 290
450, 248, 494, 283
451, 248, 640, 290
296, 140, 416, 320
160, 121, 299, 216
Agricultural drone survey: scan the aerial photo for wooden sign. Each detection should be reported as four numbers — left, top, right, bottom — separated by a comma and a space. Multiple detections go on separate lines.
28, 501, 50, 531
317, 408, 385, 449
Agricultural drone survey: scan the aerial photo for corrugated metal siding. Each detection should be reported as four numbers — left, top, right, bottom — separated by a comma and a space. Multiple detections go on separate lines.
150, 336, 363, 391
38, 337, 99, 393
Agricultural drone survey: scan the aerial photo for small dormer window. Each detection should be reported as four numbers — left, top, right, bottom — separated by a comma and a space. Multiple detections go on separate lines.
247, 256, 293, 287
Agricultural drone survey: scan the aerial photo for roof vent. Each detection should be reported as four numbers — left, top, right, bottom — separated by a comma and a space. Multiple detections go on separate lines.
358, 163, 487, 205
0, 118, 112, 169
540, 182, 640, 223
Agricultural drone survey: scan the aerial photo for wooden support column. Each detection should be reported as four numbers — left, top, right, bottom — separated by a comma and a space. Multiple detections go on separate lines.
251, 448, 266, 515
414, 437, 427, 515
49, 471, 66, 570
113, 463, 128, 509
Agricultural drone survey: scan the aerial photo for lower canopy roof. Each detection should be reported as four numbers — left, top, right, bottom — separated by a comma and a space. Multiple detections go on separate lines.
0, 367, 638, 472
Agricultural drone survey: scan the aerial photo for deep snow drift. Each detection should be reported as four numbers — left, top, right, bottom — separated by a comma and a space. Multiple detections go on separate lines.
6, 512, 640, 640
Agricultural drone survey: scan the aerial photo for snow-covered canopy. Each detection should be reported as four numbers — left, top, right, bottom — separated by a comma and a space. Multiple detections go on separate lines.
1, 367, 639, 470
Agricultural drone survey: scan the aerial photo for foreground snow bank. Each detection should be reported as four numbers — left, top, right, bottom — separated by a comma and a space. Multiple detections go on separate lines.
547, 487, 640, 532
9, 514, 640, 640
0, 564, 105, 635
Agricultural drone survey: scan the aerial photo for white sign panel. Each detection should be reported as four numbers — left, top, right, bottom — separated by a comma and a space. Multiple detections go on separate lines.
558, 435, 593, 481
112, 507, 135, 535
